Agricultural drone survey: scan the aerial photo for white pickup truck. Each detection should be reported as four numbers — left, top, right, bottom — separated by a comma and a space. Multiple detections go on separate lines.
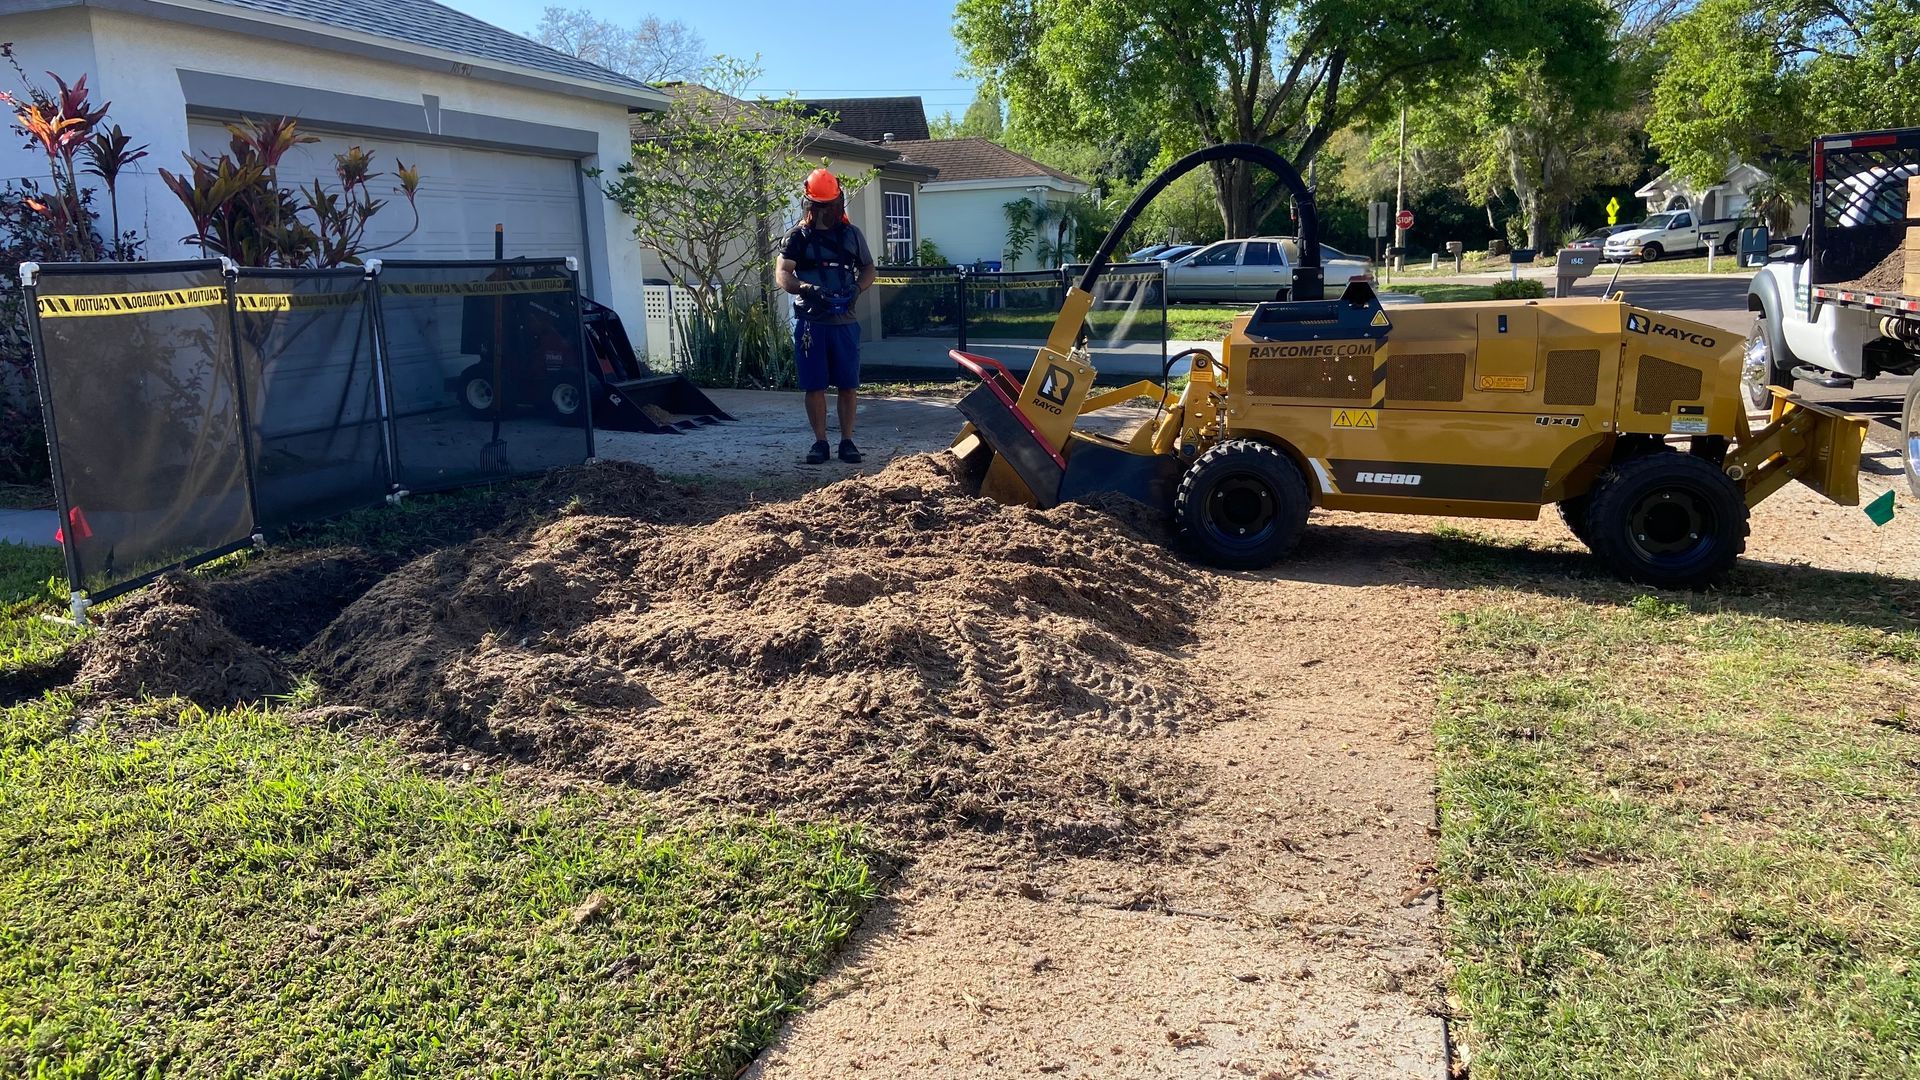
1744, 129, 1920, 495
1603, 210, 1755, 262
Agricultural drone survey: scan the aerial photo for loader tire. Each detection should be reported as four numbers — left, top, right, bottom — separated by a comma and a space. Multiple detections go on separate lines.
1175, 440, 1310, 570
1586, 452, 1748, 589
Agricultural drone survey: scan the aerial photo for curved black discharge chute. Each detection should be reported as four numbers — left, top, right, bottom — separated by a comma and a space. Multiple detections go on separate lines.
1076, 142, 1322, 301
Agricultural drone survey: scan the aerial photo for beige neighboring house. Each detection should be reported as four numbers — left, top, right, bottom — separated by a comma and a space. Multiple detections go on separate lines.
631, 86, 934, 341
1635, 160, 1806, 228
885, 138, 1092, 269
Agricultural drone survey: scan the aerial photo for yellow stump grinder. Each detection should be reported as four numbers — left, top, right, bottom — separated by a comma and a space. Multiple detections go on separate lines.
952, 144, 1867, 588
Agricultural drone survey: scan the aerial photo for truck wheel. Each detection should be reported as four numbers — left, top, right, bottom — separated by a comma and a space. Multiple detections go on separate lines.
458, 363, 497, 419
1586, 453, 1748, 588
1742, 318, 1793, 410
1640, 242, 1664, 263
1719, 233, 1739, 255
1903, 376, 1920, 498
548, 379, 586, 424
1174, 440, 1310, 570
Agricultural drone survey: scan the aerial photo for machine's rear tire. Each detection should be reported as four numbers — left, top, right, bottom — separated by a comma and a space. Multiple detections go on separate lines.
1903, 375, 1920, 498
1586, 453, 1748, 588
1174, 440, 1310, 570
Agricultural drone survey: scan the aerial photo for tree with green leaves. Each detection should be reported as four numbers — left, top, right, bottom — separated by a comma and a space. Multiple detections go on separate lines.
955, 0, 1613, 237
932, 87, 1007, 139
602, 58, 867, 317
1648, 0, 1920, 188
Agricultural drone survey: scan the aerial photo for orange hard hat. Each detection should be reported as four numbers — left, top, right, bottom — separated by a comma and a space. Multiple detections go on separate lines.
804, 168, 841, 202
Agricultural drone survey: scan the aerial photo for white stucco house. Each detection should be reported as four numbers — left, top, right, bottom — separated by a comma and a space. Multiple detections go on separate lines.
0, 0, 665, 317
1634, 160, 1806, 229
885, 137, 1091, 269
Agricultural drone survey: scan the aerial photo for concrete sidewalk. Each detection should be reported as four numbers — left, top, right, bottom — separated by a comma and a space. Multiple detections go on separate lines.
0, 508, 57, 547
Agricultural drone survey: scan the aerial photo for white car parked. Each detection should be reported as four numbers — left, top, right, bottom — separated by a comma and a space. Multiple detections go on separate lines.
1164, 237, 1372, 303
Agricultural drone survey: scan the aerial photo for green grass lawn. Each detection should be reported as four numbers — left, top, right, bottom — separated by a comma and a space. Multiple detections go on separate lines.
0, 482, 53, 510
1436, 564, 1920, 1077
947, 304, 1243, 343
1388, 253, 1751, 280
1392, 283, 1500, 303
0, 508, 881, 1079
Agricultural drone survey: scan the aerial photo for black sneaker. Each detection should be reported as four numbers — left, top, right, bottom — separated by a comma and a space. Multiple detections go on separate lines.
805, 439, 831, 465
838, 439, 863, 464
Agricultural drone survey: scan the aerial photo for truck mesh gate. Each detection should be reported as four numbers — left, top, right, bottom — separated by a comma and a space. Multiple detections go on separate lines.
1811, 129, 1920, 289
28, 261, 255, 601
28, 258, 596, 605
374, 260, 594, 495
233, 269, 390, 529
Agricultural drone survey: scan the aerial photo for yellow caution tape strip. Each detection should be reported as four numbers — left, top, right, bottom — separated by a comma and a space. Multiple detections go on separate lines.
381, 278, 571, 298
35, 285, 227, 319
234, 291, 363, 313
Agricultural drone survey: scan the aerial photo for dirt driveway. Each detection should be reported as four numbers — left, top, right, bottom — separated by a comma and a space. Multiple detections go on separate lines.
597, 374, 1912, 1079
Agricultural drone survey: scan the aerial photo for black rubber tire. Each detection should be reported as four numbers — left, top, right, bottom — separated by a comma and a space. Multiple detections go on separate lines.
1586, 453, 1748, 588
457, 363, 496, 419
1720, 232, 1739, 255
1174, 439, 1310, 570
1903, 375, 1920, 498
548, 380, 586, 424
1557, 494, 1594, 547
1641, 242, 1664, 263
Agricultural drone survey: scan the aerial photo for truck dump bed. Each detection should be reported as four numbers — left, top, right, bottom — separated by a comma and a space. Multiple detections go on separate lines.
1808, 128, 1920, 315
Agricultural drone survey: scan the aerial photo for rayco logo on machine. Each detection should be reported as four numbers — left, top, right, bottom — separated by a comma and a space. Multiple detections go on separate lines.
1626, 313, 1717, 349
1354, 471, 1422, 486
1247, 342, 1373, 360
1031, 364, 1076, 414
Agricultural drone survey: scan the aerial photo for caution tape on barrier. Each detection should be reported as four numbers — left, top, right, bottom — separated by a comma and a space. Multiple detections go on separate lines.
234, 291, 364, 313
873, 275, 958, 286
35, 285, 227, 319
381, 278, 571, 298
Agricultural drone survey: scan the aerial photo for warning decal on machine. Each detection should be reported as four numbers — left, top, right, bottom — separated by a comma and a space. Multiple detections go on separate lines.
1331, 407, 1378, 429
35, 286, 227, 318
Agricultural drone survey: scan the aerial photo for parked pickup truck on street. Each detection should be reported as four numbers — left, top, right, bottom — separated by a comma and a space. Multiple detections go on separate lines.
1603, 210, 1756, 262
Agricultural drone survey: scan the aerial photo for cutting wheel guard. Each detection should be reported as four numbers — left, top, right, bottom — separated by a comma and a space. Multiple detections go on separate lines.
951, 349, 1067, 469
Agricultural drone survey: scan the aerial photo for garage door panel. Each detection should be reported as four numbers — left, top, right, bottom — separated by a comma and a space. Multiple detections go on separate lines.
187, 121, 584, 264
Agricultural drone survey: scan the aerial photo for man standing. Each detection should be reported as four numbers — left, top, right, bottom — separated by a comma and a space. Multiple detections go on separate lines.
776, 168, 877, 464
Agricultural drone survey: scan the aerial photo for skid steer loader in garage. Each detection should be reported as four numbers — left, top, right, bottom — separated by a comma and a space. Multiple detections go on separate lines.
952, 144, 1869, 588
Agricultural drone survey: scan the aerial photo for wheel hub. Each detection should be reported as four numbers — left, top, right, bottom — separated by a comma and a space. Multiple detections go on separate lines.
1628, 489, 1711, 559
466, 378, 494, 410
1207, 475, 1277, 541
1742, 329, 1772, 410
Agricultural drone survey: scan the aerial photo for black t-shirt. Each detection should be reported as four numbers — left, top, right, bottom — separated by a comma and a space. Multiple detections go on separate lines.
781, 222, 873, 325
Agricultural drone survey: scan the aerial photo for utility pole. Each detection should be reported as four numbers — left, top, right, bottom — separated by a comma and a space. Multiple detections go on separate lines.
1393, 101, 1407, 271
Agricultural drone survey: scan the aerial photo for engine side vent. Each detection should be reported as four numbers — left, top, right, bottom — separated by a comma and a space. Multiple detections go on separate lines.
1543, 349, 1601, 406
1633, 354, 1703, 413
1243, 352, 1372, 400
1385, 352, 1467, 402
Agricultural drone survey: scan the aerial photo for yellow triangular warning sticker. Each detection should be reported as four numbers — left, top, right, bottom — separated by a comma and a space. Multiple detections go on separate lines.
1370, 310, 1389, 327
1355, 411, 1376, 428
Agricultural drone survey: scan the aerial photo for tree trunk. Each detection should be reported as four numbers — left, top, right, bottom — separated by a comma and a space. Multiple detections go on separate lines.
1211, 160, 1262, 238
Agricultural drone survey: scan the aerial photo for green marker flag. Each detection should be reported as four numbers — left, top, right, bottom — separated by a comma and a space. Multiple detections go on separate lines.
1864, 489, 1895, 526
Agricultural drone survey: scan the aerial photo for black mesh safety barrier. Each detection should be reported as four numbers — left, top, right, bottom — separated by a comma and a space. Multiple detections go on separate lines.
873, 266, 961, 340
372, 260, 595, 494
1067, 262, 1168, 354
963, 269, 1067, 346
26, 260, 257, 603
232, 268, 391, 529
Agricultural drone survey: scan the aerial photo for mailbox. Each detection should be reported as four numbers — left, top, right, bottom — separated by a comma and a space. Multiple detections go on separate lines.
1554, 248, 1598, 297
1511, 248, 1537, 265
1738, 225, 1770, 268
1445, 240, 1466, 272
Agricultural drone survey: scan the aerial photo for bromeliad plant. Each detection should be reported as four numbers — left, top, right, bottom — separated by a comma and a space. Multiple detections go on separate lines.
159, 116, 423, 268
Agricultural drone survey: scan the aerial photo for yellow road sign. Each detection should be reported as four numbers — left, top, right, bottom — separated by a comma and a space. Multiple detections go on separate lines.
1606, 196, 1621, 226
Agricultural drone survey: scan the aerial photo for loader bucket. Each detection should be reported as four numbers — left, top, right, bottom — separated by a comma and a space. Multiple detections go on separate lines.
581, 297, 735, 434
1728, 390, 1869, 508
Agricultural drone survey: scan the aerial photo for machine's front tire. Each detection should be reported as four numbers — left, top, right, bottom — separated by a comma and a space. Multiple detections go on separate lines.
1557, 494, 1594, 548
1174, 440, 1310, 570
458, 363, 496, 419
1902, 375, 1920, 498
1586, 452, 1748, 588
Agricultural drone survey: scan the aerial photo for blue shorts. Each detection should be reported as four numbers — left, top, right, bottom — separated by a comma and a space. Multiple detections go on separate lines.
795, 319, 860, 391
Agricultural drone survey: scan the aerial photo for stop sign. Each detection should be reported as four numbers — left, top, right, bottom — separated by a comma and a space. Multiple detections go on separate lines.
1396, 209, 1415, 231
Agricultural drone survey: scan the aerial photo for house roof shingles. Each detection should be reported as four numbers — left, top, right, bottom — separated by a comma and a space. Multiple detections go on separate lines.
798, 97, 930, 143
888, 138, 1086, 186
163, 0, 654, 93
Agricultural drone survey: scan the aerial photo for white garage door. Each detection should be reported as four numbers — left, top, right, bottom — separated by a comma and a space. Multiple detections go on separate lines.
186, 121, 585, 264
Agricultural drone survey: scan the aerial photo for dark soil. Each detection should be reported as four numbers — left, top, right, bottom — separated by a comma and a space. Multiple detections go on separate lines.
74, 575, 290, 707
1836, 246, 1911, 296
202, 548, 386, 653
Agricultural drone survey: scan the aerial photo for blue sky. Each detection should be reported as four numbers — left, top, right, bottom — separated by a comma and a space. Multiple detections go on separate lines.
443, 0, 982, 115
